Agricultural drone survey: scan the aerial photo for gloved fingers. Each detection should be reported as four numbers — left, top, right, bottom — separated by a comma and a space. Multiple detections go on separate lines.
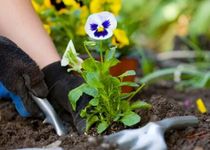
0, 36, 48, 98
22, 73, 48, 98
42, 61, 92, 133
0, 36, 48, 118
16, 76, 43, 117
75, 119, 86, 134
47, 78, 90, 133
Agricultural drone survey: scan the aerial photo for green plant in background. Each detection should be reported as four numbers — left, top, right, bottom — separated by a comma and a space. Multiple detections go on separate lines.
32, 0, 131, 56
121, 0, 210, 51
61, 11, 151, 133
32, 0, 210, 92
118, 0, 210, 87
32, 0, 210, 54
139, 62, 210, 90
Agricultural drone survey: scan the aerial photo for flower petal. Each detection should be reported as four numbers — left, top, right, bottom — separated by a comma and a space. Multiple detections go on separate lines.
90, 23, 98, 31
61, 57, 69, 66
102, 20, 111, 29
61, 40, 74, 66
112, 29, 129, 48
85, 11, 117, 40
94, 29, 108, 38
67, 40, 77, 54
98, 12, 117, 30
61, 40, 83, 67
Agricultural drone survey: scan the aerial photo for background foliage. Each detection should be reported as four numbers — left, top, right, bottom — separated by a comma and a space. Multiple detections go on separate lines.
33, 0, 210, 53
122, 0, 210, 51
33, 0, 210, 88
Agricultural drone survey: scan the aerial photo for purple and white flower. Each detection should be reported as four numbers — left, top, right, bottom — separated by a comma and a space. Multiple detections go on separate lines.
85, 11, 117, 40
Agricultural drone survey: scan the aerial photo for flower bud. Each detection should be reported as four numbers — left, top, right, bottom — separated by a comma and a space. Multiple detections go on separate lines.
84, 41, 96, 47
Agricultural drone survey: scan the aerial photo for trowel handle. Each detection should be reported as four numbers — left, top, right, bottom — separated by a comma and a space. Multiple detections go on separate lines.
157, 116, 199, 131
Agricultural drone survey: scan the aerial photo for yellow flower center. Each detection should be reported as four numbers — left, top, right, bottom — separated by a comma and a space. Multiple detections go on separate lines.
97, 26, 104, 32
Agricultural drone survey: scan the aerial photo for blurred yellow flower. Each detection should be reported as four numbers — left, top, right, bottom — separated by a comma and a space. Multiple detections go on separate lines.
43, 24, 51, 34
196, 98, 207, 113
90, 0, 103, 13
112, 29, 129, 48
62, 0, 80, 8
80, 6, 89, 19
90, 0, 121, 15
108, 0, 121, 15
31, 0, 52, 12
76, 6, 89, 36
76, 23, 86, 36
58, 8, 69, 14
43, 0, 52, 8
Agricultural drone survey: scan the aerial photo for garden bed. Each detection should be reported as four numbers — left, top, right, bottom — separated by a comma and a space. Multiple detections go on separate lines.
0, 83, 209, 150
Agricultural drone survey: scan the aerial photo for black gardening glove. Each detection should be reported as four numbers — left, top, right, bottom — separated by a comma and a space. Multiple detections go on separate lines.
0, 36, 48, 117
42, 62, 91, 134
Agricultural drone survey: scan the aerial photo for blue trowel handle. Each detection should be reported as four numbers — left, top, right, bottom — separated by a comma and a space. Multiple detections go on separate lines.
0, 82, 30, 117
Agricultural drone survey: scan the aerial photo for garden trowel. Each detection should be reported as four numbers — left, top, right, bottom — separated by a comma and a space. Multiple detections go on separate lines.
31, 94, 67, 136
103, 116, 199, 150
0, 82, 66, 136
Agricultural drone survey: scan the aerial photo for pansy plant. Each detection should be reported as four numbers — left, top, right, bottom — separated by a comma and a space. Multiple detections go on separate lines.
62, 11, 151, 133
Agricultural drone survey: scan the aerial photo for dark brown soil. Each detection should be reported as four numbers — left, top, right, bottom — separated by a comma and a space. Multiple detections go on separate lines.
0, 84, 210, 150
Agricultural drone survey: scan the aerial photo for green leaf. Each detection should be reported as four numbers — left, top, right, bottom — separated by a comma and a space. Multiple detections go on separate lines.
89, 98, 99, 106
119, 70, 136, 78
120, 100, 130, 112
103, 58, 120, 72
105, 47, 116, 61
97, 121, 109, 133
82, 84, 98, 97
80, 108, 87, 118
85, 72, 103, 88
103, 75, 121, 88
69, 83, 98, 111
120, 82, 139, 87
120, 92, 135, 99
86, 115, 99, 131
82, 58, 98, 71
113, 114, 122, 121
121, 111, 141, 126
68, 84, 85, 111
131, 101, 152, 110
189, 0, 210, 35
108, 58, 120, 67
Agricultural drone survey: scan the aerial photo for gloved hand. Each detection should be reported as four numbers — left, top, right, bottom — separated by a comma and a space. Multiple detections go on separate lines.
0, 36, 48, 117
42, 62, 91, 134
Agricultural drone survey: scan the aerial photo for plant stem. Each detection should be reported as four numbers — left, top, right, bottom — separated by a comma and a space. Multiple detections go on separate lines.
84, 43, 94, 60
128, 83, 145, 101
84, 43, 99, 70
101, 93, 114, 116
99, 41, 103, 63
